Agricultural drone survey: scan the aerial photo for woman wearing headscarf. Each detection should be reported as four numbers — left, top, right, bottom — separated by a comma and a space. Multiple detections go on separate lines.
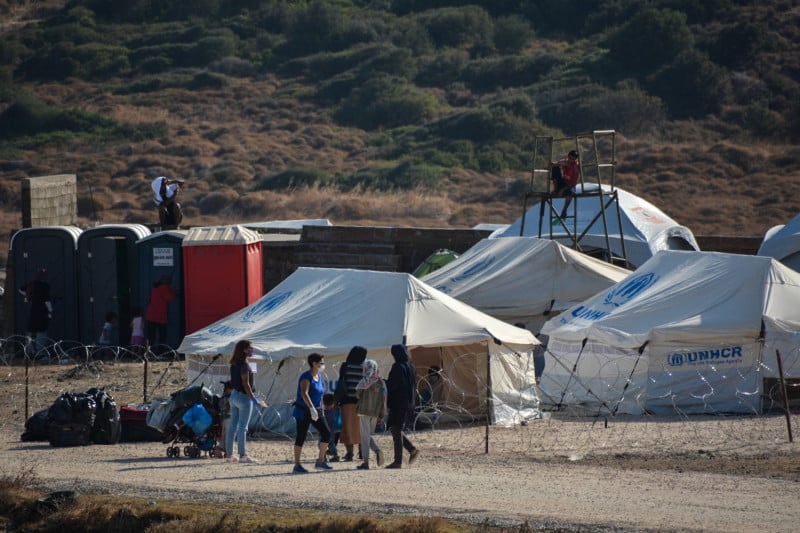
355, 359, 387, 470
337, 345, 366, 461
385, 343, 420, 469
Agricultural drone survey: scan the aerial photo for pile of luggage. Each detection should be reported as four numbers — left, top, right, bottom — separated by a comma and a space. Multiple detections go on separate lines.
21, 388, 121, 446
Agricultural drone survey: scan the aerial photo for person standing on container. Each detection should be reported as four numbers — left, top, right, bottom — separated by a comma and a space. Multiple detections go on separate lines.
152, 176, 184, 229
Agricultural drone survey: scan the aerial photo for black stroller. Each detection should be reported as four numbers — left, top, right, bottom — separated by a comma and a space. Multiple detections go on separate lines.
155, 384, 222, 458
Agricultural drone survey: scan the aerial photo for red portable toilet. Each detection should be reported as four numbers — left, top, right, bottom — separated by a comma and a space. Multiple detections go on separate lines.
182, 225, 263, 335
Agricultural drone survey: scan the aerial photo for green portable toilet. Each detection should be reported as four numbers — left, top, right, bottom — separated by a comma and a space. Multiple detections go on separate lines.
9, 226, 82, 343
77, 224, 151, 346
136, 230, 186, 351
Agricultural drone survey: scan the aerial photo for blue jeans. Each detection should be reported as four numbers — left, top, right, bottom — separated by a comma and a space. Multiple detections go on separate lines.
225, 390, 254, 457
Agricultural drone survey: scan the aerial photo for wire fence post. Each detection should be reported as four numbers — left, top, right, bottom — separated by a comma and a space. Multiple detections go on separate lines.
776, 349, 793, 443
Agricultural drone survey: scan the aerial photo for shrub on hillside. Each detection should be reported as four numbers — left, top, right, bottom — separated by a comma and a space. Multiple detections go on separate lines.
415, 6, 493, 50
461, 54, 559, 92
184, 32, 239, 67
0, 94, 112, 139
388, 160, 445, 190
334, 75, 437, 130
493, 15, 535, 54
433, 101, 533, 145
72, 43, 130, 79
604, 8, 694, 74
284, 1, 381, 55
647, 50, 732, 119
197, 190, 237, 215
552, 87, 666, 135
415, 49, 469, 87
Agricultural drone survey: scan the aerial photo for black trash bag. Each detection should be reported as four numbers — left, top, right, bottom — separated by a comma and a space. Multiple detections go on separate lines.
21, 408, 50, 442
49, 392, 96, 427
48, 422, 91, 447
86, 387, 121, 445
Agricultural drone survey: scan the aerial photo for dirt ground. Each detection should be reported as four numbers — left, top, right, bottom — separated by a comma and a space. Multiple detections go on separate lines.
1, 359, 800, 532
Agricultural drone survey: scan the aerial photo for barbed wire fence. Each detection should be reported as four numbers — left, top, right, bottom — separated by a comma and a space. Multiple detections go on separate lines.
2, 336, 798, 459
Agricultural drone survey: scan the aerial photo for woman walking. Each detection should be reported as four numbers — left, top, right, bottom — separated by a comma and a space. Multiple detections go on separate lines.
291, 353, 333, 474
337, 346, 367, 461
355, 359, 387, 470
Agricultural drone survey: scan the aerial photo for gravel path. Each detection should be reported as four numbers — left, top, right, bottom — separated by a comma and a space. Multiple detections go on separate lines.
3, 427, 800, 532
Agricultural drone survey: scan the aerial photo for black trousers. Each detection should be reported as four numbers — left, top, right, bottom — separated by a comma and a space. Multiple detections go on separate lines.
388, 407, 414, 463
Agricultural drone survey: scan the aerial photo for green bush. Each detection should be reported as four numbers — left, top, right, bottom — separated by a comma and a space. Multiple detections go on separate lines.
72, 43, 130, 78
604, 8, 694, 74
184, 71, 229, 89
493, 15, 535, 54
185, 32, 239, 67
552, 87, 666, 135
415, 49, 469, 87
388, 160, 444, 189
647, 50, 732, 119
254, 167, 332, 190
461, 54, 558, 92
334, 75, 437, 130
415, 6, 493, 50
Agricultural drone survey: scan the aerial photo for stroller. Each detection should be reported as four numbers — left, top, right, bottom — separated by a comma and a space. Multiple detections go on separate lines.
147, 384, 222, 459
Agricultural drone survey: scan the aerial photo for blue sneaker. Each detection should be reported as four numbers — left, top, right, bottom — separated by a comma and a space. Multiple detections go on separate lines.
292, 464, 308, 474
314, 461, 333, 470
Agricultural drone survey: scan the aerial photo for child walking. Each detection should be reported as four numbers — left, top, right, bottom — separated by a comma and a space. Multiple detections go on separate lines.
130, 305, 145, 356
355, 359, 387, 470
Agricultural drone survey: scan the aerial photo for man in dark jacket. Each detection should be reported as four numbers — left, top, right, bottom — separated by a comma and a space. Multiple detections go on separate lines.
385, 343, 420, 468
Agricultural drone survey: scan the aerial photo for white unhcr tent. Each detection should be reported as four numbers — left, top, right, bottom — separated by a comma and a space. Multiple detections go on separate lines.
179, 267, 540, 433
758, 211, 800, 272
490, 184, 699, 268
539, 251, 800, 415
421, 237, 631, 333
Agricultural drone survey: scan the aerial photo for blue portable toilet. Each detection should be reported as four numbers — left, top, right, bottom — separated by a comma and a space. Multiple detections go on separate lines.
136, 230, 187, 351
9, 226, 82, 343
77, 224, 150, 346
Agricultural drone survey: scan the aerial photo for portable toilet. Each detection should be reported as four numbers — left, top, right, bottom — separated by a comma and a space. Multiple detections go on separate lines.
182, 225, 263, 335
9, 226, 82, 342
136, 230, 187, 350
77, 224, 151, 345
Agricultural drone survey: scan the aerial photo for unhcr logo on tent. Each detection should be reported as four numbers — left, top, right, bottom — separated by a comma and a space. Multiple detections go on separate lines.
602, 273, 658, 308
241, 291, 293, 323
668, 346, 744, 367
449, 256, 495, 283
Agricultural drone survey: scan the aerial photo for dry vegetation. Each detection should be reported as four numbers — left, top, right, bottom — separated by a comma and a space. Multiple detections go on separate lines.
1, 0, 798, 259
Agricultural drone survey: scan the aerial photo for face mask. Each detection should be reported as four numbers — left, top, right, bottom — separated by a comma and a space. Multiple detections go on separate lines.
319, 364, 326, 371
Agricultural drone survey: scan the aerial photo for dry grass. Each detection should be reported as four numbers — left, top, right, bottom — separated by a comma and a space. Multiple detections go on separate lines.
1, 67, 798, 243
0, 467, 499, 533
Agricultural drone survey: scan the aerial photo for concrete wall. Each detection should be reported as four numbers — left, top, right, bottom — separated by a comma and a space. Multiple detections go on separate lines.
21, 174, 77, 227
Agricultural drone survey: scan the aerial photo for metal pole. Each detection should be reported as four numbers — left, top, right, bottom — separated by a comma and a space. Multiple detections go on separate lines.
776, 349, 793, 443
485, 345, 492, 454
143, 341, 150, 404
25, 356, 30, 421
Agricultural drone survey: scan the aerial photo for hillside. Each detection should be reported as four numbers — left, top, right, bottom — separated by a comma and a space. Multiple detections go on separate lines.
1, 0, 799, 260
